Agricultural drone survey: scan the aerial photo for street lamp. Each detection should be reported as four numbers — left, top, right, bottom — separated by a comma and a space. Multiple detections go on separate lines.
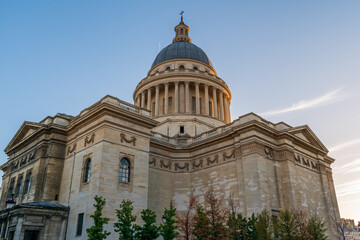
6, 194, 16, 209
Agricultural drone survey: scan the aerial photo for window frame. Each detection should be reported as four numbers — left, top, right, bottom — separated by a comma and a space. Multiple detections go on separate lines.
76, 213, 84, 236
118, 158, 130, 183
83, 158, 91, 184
24, 170, 32, 195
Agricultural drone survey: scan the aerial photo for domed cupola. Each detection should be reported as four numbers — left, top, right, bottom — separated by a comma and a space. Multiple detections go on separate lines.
133, 14, 232, 137
151, 16, 213, 68
173, 14, 191, 43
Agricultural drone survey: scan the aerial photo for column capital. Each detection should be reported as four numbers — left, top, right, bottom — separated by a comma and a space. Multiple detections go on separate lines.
164, 82, 169, 86
194, 82, 200, 86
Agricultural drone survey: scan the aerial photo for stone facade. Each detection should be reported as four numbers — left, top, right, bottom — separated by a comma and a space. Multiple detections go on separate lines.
0, 18, 341, 240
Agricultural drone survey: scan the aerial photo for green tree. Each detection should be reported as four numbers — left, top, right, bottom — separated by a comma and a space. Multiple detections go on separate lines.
247, 213, 258, 240
193, 205, 210, 240
114, 199, 136, 240
134, 209, 160, 240
160, 201, 179, 240
255, 209, 273, 240
277, 209, 301, 240
86, 195, 111, 240
227, 212, 249, 240
204, 188, 230, 240
307, 216, 328, 240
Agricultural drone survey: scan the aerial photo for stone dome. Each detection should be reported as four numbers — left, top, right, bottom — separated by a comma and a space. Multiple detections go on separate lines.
152, 41, 213, 68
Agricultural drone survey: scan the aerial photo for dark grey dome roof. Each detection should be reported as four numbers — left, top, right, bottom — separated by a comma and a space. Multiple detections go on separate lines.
152, 41, 212, 68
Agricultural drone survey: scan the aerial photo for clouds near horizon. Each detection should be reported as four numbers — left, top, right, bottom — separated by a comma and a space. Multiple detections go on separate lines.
260, 88, 348, 116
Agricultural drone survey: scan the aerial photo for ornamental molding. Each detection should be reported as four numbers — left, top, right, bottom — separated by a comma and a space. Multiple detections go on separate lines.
84, 133, 95, 147
120, 133, 136, 146
67, 143, 76, 156
294, 152, 319, 171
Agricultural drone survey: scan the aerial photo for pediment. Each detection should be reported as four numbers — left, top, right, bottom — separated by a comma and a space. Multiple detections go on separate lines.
287, 125, 328, 153
4, 122, 42, 153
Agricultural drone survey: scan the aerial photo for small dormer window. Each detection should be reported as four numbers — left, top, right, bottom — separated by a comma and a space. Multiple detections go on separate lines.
166, 66, 171, 70
193, 66, 198, 70
179, 65, 185, 70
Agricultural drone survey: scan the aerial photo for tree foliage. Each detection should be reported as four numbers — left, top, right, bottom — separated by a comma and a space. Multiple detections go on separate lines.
193, 205, 210, 240
307, 216, 328, 240
204, 188, 230, 239
160, 201, 179, 240
255, 209, 273, 240
134, 209, 160, 240
114, 199, 136, 240
177, 195, 197, 240
276, 209, 302, 240
86, 195, 111, 240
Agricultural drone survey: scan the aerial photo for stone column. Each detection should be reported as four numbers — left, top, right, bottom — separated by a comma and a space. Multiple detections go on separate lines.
13, 214, 24, 239
174, 81, 179, 114
204, 84, 209, 116
164, 83, 169, 115
224, 94, 229, 123
141, 92, 145, 108
147, 88, 152, 111
155, 85, 159, 116
136, 96, 140, 106
219, 91, 224, 121
212, 88, 218, 118
195, 83, 200, 114
185, 81, 190, 114
227, 98, 231, 122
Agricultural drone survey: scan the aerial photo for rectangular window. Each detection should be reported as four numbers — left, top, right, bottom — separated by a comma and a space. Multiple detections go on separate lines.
180, 126, 185, 134
162, 98, 165, 115
9, 178, 15, 197
24, 171, 32, 194
16, 175, 23, 198
152, 102, 155, 117
200, 98, 202, 114
192, 97, 196, 114
209, 101, 213, 116
76, 213, 84, 236
168, 97, 172, 114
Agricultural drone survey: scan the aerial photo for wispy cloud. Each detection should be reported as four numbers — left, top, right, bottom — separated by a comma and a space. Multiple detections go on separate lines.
329, 138, 360, 153
335, 179, 360, 197
260, 88, 347, 116
334, 158, 360, 174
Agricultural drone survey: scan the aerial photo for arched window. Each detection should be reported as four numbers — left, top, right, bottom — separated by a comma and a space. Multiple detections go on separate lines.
179, 65, 185, 70
84, 159, 91, 183
119, 158, 130, 182
180, 29, 184, 35
166, 66, 171, 70
193, 66, 198, 70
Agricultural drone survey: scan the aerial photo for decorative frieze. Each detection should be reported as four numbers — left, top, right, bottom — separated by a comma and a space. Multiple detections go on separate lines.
223, 149, 235, 161
160, 159, 171, 170
67, 143, 76, 156
175, 162, 189, 171
207, 154, 219, 166
120, 133, 136, 146
192, 159, 203, 169
294, 152, 320, 172
84, 133, 95, 147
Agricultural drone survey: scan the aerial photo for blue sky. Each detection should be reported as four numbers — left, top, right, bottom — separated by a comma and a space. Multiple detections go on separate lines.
1, 1, 360, 222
